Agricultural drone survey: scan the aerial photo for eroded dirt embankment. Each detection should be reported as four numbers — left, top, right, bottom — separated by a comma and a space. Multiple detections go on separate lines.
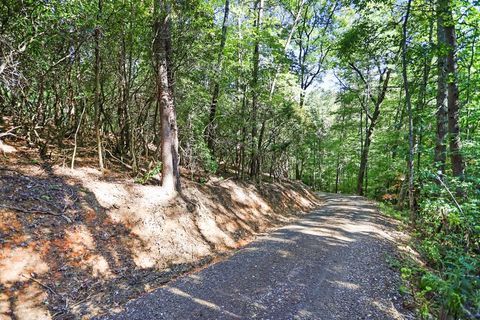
99, 193, 417, 320
0, 164, 320, 320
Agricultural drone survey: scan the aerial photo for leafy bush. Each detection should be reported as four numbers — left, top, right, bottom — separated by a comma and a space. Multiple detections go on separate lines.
380, 174, 479, 319
414, 175, 480, 319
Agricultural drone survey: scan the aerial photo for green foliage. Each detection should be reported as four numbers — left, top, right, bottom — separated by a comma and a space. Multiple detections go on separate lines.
377, 202, 409, 223
1, 0, 479, 317
195, 139, 219, 174
135, 162, 162, 185
380, 180, 480, 319
414, 177, 480, 318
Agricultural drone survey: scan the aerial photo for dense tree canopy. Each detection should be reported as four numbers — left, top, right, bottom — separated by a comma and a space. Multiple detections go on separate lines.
0, 0, 479, 318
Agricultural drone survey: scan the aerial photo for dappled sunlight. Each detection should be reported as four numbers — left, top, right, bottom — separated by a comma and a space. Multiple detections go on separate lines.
330, 280, 360, 290
132, 249, 158, 269
397, 244, 425, 267
65, 225, 112, 277
129, 210, 212, 268
12, 283, 51, 320
3, 0, 473, 314
55, 167, 130, 210
276, 249, 293, 258
289, 224, 356, 242
0, 292, 9, 320
0, 142, 16, 154
261, 235, 297, 244
166, 287, 241, 318
85, 180, 128, 208
333, 204, 376, 213
0, 162, 320, 319
196, 210, 237, 249
100, 193, 413, 319
56, 166, 178, 211
229, 183, 272, 216
66, 224, 95, 251
295, 309, 315, 318
136, 185, 177, 206
370, 300, 406, 319
186, 274, 204, 285
88, 255, 111, 278
0, 247, 49, 284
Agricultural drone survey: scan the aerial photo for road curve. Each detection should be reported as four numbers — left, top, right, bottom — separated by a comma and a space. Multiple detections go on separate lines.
98, 193, 416, 320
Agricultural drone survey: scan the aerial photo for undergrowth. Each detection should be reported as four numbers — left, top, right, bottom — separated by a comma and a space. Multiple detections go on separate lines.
135, 162, 162, 184
379, 177, 480, 319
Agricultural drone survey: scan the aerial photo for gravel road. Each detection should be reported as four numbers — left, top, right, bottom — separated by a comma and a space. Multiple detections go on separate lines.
98, 193, 416, 320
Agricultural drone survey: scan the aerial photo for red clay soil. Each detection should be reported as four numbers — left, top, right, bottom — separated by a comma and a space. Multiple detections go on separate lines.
0, 139, 321, 320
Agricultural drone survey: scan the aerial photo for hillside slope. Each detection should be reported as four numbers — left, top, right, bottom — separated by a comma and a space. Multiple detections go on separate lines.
0, 148, 320, 319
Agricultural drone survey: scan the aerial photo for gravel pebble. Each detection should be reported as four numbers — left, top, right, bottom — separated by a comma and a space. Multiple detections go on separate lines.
98, 193, 416, 320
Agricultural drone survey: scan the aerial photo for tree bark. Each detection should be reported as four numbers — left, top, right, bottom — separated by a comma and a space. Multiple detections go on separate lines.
94, 0, 104, 171
205, 0, 230, 155
465, 33, 476, 141
355, 67, 391, 196
434, 0, 449, 177
249, 0, 264, 180
444, 0, 465, 179
415, 11, 434, 173
401, 0, 415, 220
154, 0, 181, 193
255, 0, 305, 182
238, 84, 248, 179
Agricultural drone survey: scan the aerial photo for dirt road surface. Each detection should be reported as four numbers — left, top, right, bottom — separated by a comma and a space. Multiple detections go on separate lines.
98, 193, 416, 320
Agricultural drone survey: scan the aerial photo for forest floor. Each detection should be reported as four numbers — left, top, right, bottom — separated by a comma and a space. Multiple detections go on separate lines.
96, 193, 419, 320
0, 138, 320, 320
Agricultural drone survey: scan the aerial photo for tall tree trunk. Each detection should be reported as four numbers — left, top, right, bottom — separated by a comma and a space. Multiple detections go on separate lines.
239, 84, 248, 179
154, 0, 181, 193
415, 12, 434, 173
335, 112, 346, 193
164, 7, 180, 192
249, 0, 264, 180
444, 0, 465, 179
464, 33, 477, 141
355, 68, 391, 196
401, 0, 415, 220
235, 14, 247, 179
254, 0, 304, 182
94, 0, 104, 171
257, 117, 266, 181
358, 126, 372, 195
335, 152, 340, 193
434, 0, 448, 178
205, 0, 230, 155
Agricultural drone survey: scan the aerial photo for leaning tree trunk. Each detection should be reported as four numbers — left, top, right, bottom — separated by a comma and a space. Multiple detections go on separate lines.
154, 0, 181, 193
255, 0, 305, 182
355, 68, 391, 196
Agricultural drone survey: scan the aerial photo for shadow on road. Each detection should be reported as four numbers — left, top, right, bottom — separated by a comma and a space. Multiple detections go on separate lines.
99, 193, 415, 320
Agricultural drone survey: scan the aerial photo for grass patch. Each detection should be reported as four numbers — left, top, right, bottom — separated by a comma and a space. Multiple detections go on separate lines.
377, 202, 409, 223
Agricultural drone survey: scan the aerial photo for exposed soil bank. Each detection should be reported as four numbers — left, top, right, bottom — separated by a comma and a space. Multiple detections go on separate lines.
98, 193, 416, 320
0, 161, 320, 319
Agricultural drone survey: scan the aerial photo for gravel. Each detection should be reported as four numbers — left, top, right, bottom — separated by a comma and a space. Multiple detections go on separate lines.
97, 193, 417, 320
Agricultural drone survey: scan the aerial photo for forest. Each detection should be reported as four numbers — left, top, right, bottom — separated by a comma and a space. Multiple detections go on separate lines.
0, 0, 479, 319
